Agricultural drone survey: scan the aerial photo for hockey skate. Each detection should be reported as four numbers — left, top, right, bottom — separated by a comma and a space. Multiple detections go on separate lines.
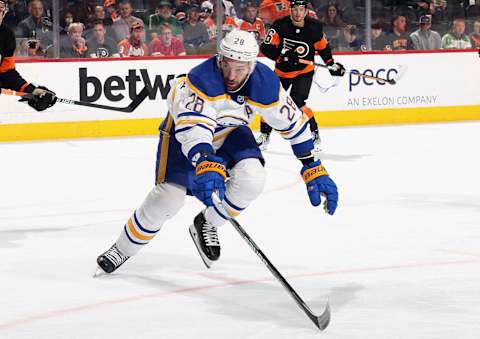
256, 133, 270, 151
189, 212, 220, 268
96, 244, 130, 274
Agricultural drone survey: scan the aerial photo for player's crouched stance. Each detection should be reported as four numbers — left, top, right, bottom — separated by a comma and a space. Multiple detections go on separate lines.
0, 0, 56, 111
97, 30, 338, 274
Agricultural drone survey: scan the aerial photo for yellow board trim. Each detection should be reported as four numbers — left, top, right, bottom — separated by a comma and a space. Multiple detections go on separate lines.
314, 105, 480, 126
0, 118, 162, 142
1, 105, 480, 142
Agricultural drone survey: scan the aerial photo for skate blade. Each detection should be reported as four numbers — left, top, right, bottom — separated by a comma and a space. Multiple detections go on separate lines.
93, 266, 108, 278
188, 226, 213, 269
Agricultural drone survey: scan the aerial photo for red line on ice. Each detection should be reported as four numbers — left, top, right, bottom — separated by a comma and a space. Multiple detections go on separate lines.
0, 258, 478, 331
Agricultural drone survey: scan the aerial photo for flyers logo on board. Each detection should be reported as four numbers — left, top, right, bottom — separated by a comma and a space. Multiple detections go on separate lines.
283, 38, 310, 57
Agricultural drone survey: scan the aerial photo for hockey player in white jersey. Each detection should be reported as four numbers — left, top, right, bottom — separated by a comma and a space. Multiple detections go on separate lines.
97, 30, 338, 272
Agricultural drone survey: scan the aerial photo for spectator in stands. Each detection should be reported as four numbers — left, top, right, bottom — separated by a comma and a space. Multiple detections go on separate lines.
129, 0, 147, 11
223, 0, 238, 18
319, 3, 345, 49
82, 0, 102, 25
118, 20, 149, 56
370, 22, 388, 50
219, 2, 237, 34
150, 23, 186, 55
384, 15, 412, 50
87, 21, 120, 57
60, 10, 74, 35
410, 14, 441, 50
147, 0, 183, 40
238, 2, 266, 43
441, 18, 472, 49
319, 3, 344, 27
175, 10, 186, 24
199, 0, 213, 21
337, 24, 364, 51
431, 0, 447, 31
86, 5, 114, 29
469, 19, 480, 49
173, 0, 189, 15
3, 0, 28, 29
15, 0, 53, 51
60, 22, 88, 58
183, 4, 209, 54
104, 0, 120, 22
415, 0, 435, 19
112, 0, 144, 42
84, 6, 115, 40
200, 1, 236, 42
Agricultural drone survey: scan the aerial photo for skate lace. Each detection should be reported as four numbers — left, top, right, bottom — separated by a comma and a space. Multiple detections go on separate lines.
105, 245, 129, 267
202, 224, 220, 247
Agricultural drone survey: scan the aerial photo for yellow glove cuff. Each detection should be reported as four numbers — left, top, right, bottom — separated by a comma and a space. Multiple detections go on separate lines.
303, 164, 329, 183
196, 161, 227, 178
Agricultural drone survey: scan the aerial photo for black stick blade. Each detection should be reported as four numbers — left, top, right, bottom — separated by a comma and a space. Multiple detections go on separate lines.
312, 301, 331, 330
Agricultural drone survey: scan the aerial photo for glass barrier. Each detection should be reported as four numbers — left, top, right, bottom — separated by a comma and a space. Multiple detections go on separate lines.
5, 0, 479, 59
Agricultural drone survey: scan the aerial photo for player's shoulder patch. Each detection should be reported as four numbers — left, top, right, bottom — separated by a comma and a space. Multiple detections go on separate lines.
187, 57, 226, 99
246, 61, 280, 106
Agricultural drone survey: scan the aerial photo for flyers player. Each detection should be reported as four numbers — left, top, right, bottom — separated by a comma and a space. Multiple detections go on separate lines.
238, 2, 266, 43
259, 0, 345, 150
0, 0, 56, 111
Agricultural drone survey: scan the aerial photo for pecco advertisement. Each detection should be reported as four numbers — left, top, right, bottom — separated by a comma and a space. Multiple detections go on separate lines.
0, 51, 479, 140
316, 51, 479, 111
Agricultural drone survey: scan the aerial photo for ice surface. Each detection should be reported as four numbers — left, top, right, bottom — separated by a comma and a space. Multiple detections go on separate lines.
1, 122, 479, 339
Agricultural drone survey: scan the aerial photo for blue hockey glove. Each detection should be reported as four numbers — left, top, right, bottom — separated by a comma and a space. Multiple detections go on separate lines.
192, 154, 227, 206
301, 160, 338, 214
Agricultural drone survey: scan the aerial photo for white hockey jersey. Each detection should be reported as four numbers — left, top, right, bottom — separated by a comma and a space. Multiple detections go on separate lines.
166, 56, 314, 162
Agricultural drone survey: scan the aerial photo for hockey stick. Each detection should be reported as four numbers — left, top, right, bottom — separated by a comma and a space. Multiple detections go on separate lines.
211, 193, 331, 330
0, 86, 150, 113
299, 59, 399, 85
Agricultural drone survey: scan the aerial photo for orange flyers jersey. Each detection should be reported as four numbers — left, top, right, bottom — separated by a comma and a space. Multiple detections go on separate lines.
239, 18, 267, 41
259, 0, 290, 25
118, 39, 149, 57
204, 16, 238, 41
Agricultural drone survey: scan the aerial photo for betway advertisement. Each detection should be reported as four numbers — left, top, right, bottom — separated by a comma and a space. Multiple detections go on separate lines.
1, 51, 479, 125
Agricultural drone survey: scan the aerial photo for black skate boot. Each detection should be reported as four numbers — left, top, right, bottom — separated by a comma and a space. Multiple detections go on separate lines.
97, 244, 130, 274
189, 212, 220, 268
